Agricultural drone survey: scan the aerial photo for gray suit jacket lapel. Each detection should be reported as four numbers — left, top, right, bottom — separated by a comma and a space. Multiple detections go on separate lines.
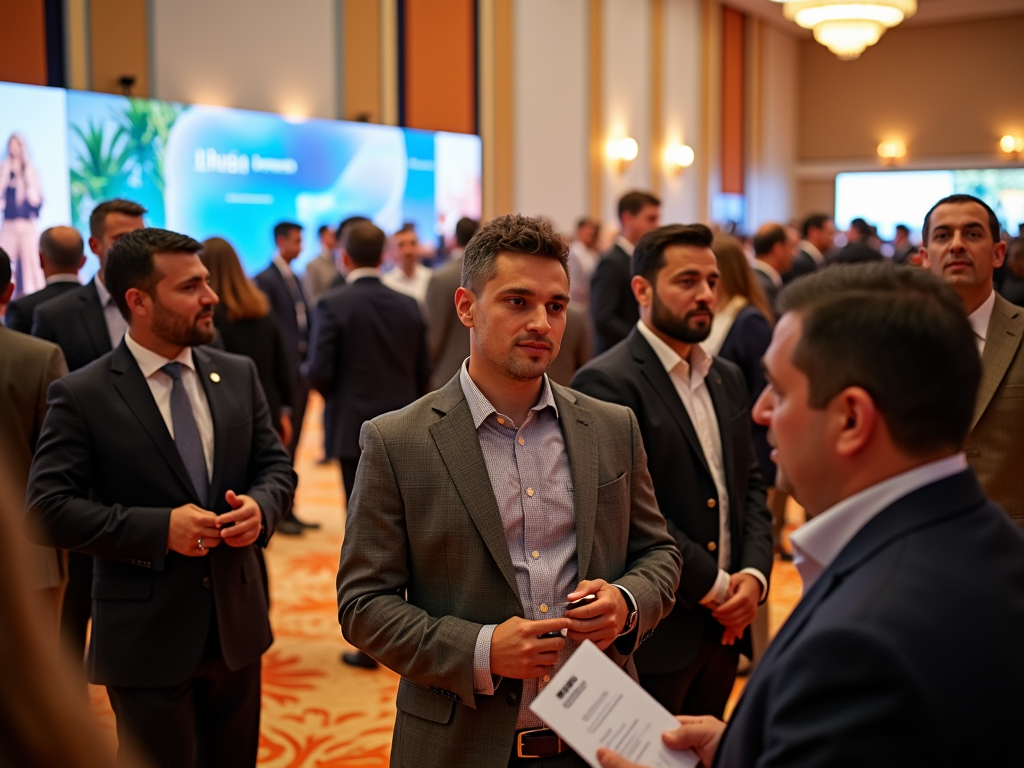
552, 384, 598, 580
973, 294, 1024, 429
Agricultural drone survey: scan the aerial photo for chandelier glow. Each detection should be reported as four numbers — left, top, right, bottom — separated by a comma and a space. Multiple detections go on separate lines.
772, 0, 917, 60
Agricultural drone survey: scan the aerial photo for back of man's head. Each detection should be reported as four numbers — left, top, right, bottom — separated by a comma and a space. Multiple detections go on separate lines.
617, 191, 660, 222
106, 228, 203, 320
0, 247, 12, 303
39, 227, 85, 271
345, 222, 386, 268
801, 214, 831, 239
778, 263, 979, 456
848, 218, 872, 242
455, 217, 480, 248
753, 223, 787, 258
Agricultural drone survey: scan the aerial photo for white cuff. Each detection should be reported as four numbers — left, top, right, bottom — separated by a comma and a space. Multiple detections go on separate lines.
612, 584, 639, 637
473, 624, 499, 695
699, 569, 731, 607
739, 567, 769, 602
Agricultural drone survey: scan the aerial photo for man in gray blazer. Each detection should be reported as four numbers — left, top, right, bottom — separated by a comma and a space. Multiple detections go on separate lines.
337, 214, 681, 768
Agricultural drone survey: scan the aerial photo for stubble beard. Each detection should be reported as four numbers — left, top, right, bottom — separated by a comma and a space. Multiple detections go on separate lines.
152, 300, 216, 348
651, 292, 713, 345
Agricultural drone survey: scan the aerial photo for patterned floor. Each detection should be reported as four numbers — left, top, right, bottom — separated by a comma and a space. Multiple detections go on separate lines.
88, 394, 804, 766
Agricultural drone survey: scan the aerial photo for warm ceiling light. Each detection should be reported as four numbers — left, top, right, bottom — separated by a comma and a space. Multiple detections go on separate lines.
664, 144, 695, 170
1000, 135, 1024, 155
771, 0, 917, 60
877, 140, 907, 161
606, 137, 639, 173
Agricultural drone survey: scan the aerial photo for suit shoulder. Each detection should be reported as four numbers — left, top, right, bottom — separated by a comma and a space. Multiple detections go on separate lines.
34, 283, 90, 318
194, 345, 259, 375
0, 327, 62, 362
367, 390, 448, 437
555, 382, 634, 424
576, 338, 634, 377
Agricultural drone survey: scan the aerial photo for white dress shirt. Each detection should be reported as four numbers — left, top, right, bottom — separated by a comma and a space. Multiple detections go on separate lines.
752, 258, 783, 288
790, 453, 968, 593
798, 240, 825, 267
615, 234, 635, 258
94, 274, 128, 349
273, 254, 308, 335
968, 289, 996, 356
382, 263, 432, 310
636, 320, 767, 604
46, 273, 81, 285
124, 331, 215, 480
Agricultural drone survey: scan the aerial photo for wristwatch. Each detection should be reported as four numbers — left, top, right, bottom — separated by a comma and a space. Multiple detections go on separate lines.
614, 585, 639, 637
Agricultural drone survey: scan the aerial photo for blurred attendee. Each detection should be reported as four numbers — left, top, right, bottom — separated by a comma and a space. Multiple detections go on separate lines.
568, 216, 600, 307
4, 225, 85, 334
546, 302, 592, 386
0, 246, 68, 631
921, 194, 1024, 527
998, 237, 1024, 306
255, 221, 316, 534
382, 223, 432, 312
27, 228, 296, 768
829, 217, 884, 265
0, 133, 45, 296
201, 237, 295, 445
751, 223, 795, 316
31, 198, 145, 668
597, 263, 1024, 768
573, 224, 771, 719
783, 213, 834, 283
424, 216, 479, 390
892, 224, 916, 265
303, 224, 339, 306
591, 191, 661, 353
328, 215, 372, 290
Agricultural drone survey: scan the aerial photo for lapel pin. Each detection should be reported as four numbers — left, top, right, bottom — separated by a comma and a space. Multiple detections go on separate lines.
210, 372, 221, 383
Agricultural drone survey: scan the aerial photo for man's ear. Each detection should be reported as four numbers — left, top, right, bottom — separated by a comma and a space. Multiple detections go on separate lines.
631, 275, 652, 307
917, 246, 930, 269
993, 239, 1008, 269
454, 285, 476, 329
832, 386, 877, 459
124, 287, 149, 320
88, 236, 102, 259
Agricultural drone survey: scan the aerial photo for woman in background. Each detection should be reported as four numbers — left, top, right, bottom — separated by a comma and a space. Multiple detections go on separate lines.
0, 133, 45, 296
200, 237, 295, 447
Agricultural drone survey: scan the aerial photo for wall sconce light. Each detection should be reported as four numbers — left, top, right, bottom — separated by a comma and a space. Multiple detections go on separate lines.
1000, 135, 1024, 156
606, 137, 639, 172
877, 139, 907, 164
664, 143, 695, 173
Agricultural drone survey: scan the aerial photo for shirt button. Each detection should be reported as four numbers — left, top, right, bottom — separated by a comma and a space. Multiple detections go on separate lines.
506, 692, 519, 706
527, 488, 535, 497
518, 437, 525, 446
540, 603, 549, 613
542, 675, 550, 683
532, 550, 540, 559
707, 498, 716, 508
496, 417, 505, 425
707, 542, 717, 552
202, 576, 211, 588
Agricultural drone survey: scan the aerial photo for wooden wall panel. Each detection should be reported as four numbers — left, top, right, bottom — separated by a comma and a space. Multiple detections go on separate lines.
90, 0, 149, 96
721, 5, 744, 195
0, 0, 47, 86
403, 0, 475, 133
344, 0, 382, 122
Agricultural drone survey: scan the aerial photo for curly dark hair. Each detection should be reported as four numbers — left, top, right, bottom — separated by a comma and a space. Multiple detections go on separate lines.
461, 214, 569, 293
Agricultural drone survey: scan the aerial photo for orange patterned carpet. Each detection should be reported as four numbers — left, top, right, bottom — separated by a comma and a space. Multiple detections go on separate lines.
87, 394, 805, 766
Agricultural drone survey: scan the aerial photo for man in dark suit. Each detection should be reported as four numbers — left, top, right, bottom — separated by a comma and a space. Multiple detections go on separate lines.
598, 264, 1024, 768
30, 198, 146, 665
751, 223, 796, 318
829, 217, 884, 265
27, 228, 296, 768
4, 226, 85, 334
590, 191, 660, 353
573, 224, 773, 718
424, 216, 479, 389
254, 221, 316, 533
782, 213, 834, 284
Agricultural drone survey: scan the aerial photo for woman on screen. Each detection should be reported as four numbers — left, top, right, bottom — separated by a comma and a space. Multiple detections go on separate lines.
0, 133, 45, 297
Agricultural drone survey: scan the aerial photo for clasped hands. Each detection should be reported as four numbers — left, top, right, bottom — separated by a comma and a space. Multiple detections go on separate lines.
167, 490, 264, 555
597, 715, 726, 768
489, 579, 627, 679
712, 572, 761, 646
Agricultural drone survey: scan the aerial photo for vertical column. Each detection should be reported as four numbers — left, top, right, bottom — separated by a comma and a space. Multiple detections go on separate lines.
720, 5, 745, 196
403, 0, 475, 134
588, 0, 603, 221
0, 0, 47, 86
90, 0, 149, 96
478, 0, 514, 219
649, 0, 664, 198
343, 0, 382, 122
380, 0, 400, 125
66, 0, 91, 90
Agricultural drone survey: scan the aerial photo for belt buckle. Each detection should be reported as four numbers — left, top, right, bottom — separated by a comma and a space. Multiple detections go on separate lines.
516, 728, 561, 759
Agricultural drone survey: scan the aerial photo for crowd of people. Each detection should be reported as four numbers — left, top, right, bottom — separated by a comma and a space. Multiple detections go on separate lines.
1, 188, 1024, 767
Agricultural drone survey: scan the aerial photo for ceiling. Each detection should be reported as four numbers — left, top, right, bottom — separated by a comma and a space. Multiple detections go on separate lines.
723, 0, 1024, 36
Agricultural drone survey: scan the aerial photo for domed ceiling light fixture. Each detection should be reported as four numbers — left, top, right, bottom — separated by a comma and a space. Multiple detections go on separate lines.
771, 0, 917, 60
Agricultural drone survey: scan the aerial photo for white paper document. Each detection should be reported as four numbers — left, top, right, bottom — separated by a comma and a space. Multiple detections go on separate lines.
529, 640, 699, 768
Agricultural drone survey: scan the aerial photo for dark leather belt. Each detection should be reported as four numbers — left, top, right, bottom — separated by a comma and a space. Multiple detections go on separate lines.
515, 728, 568, 758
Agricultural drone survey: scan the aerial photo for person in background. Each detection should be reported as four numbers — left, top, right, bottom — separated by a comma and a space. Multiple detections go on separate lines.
751, 223, 796, 317
892, 224, 916, 264
0, 246, 68, 632
998, 237, 1024, 306
255, 221, 317, 535
591, 191, 661, 353
328, 216, 372, 291
4, 226, 84, 334
201, 237, 295, 447
27, 228, 296, 768
568, 217, 600, 307
382, 223, 432, 313
31, 198, 146, 670
545, 301, 592, 386
0, 133, 45, 296
829, 217, 884, 265
783, 213, 834, 284
303, 224, 340, 307
573, 224, 772, 719
425, 216, 479, 390
920, 194, 1024, 527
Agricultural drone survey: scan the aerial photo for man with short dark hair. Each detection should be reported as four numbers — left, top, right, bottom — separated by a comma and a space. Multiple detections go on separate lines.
892, 224, 916, 265
27, 228, 296, 768
591, 191, 661, 353
598, 263, 1024, 768
382, 223, 432, 312
920, 193, 1024, 527
303, 223, 340, 306
829, 217, 884, 265
568, 217, 600, 307
4, 226, 85, 334
783, 213, 834, 284
337, 213, 681, 768
255, 221, 316, 534
573, 224, 772, 718
1000, 237, 1024, 305
751, 223, 796, 316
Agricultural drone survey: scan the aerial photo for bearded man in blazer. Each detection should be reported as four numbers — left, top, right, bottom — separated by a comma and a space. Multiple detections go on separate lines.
572, 224, 773, 718
337, 213, 681, 768
27, 228, 296, 768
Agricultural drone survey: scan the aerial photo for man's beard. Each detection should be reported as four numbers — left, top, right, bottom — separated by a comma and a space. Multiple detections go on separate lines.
503, 333, 556, 381
152, 299, 215, 347
650, 292, 713, 344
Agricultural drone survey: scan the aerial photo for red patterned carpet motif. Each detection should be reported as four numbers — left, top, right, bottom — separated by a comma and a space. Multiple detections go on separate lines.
87, 394, 803, 765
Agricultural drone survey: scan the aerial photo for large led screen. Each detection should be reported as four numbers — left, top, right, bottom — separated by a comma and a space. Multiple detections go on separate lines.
835, 168, 1024, 241
0, 80, 481, 290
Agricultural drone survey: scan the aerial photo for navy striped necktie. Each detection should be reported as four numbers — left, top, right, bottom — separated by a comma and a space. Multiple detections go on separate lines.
161, 362, 208, 506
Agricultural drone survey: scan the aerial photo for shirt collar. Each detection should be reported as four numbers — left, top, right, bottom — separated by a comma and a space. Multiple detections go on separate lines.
94, 274, 112, 306
347, 267, 381, 282
636, 319, 713, 387
124, 330, 196, 379
798, 240, 824, 265
968, 289, 996, 345
273, 254, 295, 277
790, 453, 968, 590
615, 235, 635, 257
753, 258, 782, 287
46, 273, 81, 285
459, 359, 558, 429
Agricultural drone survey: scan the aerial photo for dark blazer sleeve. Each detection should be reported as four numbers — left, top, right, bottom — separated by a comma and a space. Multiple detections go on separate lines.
30, 300, 58, 342
307, 299, 339, 396
590, 256, 633, 347
425, 270, 453, 364
726, 310, 772, 406
269, 314, 295, 417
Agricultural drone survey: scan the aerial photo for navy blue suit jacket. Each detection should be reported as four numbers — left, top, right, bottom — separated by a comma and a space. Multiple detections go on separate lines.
590, 244, 638, 354
31, 279, 111, 371
4, 280, 80, 335
254, 261, 309, 369
716, 469, 1024, 767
